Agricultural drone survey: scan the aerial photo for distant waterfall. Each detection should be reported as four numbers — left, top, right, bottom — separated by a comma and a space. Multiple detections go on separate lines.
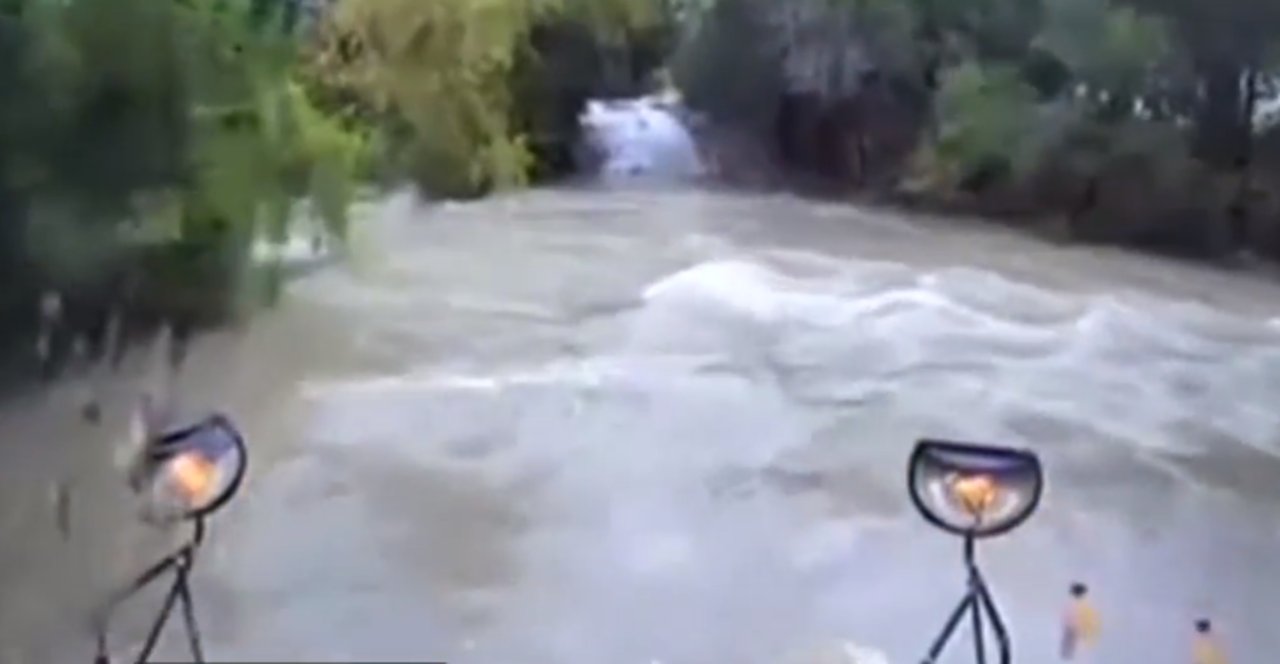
577, 95, 705, 180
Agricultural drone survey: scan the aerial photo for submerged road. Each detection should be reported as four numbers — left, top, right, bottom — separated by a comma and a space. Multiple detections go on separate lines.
6, 185, 1280, 663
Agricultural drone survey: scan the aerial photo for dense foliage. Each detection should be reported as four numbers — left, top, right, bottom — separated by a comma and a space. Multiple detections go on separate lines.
673, 0, 1280, 258
7, 0, 1277, 381
0, 0, 368, 376
0, 0, 673, 379
304, 0, 673, 197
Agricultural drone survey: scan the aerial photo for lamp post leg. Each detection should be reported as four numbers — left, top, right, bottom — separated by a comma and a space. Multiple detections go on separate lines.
176, 568, 205, 663
975, 578, 1012, 664
970, 588, 986, 664
922, 593, 975, 664
133, 576, 184, 664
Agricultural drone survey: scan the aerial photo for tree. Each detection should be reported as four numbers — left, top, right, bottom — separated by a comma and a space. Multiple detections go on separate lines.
0, 0, 366, 353
1118, 0, 1280, 167
1036, 0, 1171, 120
308, 0, 670, 197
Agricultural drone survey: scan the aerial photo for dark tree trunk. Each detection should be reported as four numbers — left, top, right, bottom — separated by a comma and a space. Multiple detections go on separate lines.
774, 92, 825, 173
1240, 68, 1259, 165
773, 93, 800, 166
1227, 68, 1260, 251
1194, 59, 1250, 168
849, 129, 868, 188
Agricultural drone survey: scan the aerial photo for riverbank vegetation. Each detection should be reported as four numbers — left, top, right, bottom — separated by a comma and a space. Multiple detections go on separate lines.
0, 0, 370, 378
9, 0, 1277, 382
301, 0, 674, 198
671, 0, 1280, 261
0, 0, 673, 381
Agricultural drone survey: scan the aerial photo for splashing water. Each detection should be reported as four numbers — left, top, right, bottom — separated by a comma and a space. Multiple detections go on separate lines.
12, 187, 1280, 664
578, 96, 705, 180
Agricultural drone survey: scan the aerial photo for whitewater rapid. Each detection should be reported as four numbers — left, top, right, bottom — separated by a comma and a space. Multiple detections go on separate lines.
9, 182, 1280, 664
182, 187, 1280, 663
578, 97, 705, 179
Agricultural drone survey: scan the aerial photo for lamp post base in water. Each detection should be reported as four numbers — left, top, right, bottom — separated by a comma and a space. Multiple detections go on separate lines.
93, 519, 208, 664
920, 536, 1011, 664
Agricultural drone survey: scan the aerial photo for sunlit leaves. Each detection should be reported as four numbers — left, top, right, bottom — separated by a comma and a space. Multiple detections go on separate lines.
312, 0, 668, 197
316, 0, 534, 195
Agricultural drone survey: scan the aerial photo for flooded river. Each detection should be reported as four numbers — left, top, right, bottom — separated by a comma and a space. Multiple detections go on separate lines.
6, 184, 1280, 664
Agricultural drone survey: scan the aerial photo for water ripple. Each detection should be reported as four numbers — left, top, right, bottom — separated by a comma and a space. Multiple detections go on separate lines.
638, 258, 1280, 460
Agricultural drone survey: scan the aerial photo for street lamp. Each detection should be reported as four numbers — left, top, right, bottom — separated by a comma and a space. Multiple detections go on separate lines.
908, 439, 1044, 664
94, 413, 249, 664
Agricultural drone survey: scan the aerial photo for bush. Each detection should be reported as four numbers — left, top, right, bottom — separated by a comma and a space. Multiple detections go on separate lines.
931, 62, 1049, 190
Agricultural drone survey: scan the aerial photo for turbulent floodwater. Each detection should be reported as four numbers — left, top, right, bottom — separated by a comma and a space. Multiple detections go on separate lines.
7, 185, 1280, 664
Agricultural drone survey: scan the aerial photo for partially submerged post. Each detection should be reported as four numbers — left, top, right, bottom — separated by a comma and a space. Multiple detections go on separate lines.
36, 290, 63, 379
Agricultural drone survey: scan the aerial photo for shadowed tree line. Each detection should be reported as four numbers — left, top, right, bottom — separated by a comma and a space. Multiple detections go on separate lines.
671, 0, 1280, 261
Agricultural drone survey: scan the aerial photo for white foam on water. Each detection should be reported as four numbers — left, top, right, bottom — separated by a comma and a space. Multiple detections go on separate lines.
782, 640, 893, 664
579, 97, 704, 180
300, 253, 1280, 472
280, 241, 1280, 662
636, 258, 1280, 459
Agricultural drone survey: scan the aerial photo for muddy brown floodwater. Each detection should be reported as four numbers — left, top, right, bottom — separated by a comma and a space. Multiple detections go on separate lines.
4, 185, 1280, 664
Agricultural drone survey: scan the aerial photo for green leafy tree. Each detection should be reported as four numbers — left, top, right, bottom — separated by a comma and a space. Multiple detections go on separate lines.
0, 0, 366, 349
922, 61, 1049, 190
310, 0, 669, 198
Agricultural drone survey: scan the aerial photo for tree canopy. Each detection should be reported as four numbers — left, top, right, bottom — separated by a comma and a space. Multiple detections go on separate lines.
304, 0, 673, 196
675, 0, 1280, 257
0, 0, 369, 373
0, 0, 676, 377
5, 0, 1280, 378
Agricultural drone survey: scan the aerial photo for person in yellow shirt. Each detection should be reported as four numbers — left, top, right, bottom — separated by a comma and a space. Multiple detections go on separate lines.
1060, 582, 1100, 661
1192, 619, 1228, 664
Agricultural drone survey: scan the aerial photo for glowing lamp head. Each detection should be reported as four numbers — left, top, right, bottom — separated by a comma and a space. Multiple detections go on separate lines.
139, 414, 247, 525
908, 439, 1043, 538
168, 452, 219, 504
948, 472, 999, 518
